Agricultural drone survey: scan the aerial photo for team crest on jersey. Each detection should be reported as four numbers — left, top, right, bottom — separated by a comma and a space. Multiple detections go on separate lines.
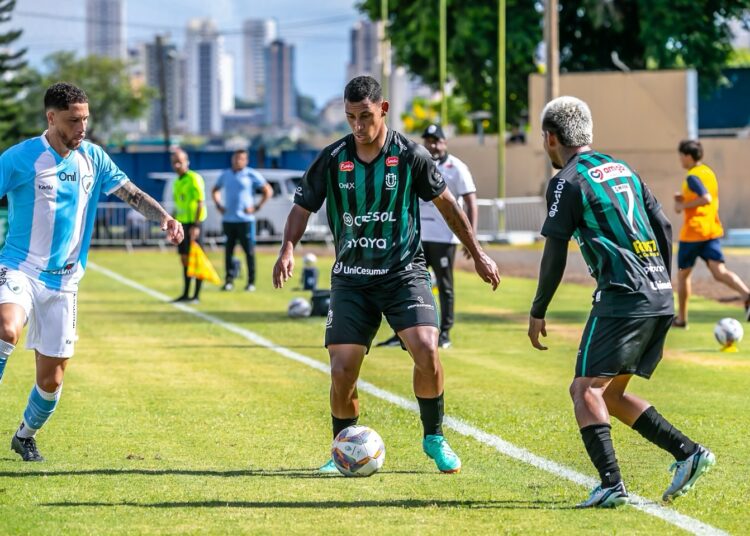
386, 156, 399, 167
81, 174, 94, 194
339, 161, 354, 172
333, 262, 343, 274
385, 172, 398, 190
587, 162, 630, 183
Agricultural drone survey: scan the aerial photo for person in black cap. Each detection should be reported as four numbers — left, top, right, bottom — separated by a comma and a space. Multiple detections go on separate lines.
377, 123, 478, 349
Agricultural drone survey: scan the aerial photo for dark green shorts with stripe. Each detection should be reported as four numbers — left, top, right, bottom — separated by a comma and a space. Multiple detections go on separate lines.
576, 315, 673, 379
325, 271, 439, 352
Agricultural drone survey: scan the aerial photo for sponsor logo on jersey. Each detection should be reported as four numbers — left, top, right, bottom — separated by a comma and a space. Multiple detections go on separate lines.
343, 211, 396, 227
385, 172, 398, 190
587, 162, 630, 183
340, 161, 354, 172
295, 186, 303, 196
326, 310, 333, 327
386, 156, 399, 167
345, 237, 388, 250
632, 239, 659, 258
339, 182, 355, 190
330, 141, 347, 157
644, 265, 666, 273
650, 280, 673, 291
548, 176, 566, 217
81, 174, 94, 194
58, 171, 77, 182
332, 264, 390, 276
38, 183, 54, 191
408, 294, 435, 310
43, 262, 77, 275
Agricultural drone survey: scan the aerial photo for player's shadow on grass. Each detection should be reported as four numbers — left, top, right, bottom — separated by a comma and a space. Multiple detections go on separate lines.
43, 498, 572, 510
0, 468, 430, 479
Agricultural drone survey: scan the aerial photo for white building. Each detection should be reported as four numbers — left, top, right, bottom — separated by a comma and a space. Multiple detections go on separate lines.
243, 19, 278, 103
86, 0, 125, 59
184, 19, 232, 136
265, 39, 297, 127
143, 38, 182, 136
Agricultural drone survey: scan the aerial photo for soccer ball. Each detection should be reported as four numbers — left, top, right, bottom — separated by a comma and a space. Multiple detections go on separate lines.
287, 297, 311, 318
713, 317, 743, 347
331, 425, 385, 477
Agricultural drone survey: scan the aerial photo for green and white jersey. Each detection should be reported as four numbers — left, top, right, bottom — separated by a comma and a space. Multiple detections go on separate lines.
295, 130, 446, 287
541, 151, 674, 317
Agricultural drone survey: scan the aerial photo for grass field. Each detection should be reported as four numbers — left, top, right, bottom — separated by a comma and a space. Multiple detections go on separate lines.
0, 249, 747, 535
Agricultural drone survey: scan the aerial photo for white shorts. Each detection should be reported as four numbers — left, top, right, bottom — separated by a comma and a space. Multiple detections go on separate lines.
0, 266, 77, 358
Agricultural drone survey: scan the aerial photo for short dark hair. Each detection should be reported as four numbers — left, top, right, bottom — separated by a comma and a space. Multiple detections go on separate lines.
344, 76, 382, 103
678, 139, 703, 161
44, 82, 88, 111
233, 149, 248, 157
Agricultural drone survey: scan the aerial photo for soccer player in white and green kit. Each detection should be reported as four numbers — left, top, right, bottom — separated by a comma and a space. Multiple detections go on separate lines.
0, 83, 183, 461
273, 76, 500, 474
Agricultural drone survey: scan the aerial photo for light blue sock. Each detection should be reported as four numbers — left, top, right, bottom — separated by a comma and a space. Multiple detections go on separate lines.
0, 340, 15, 384
19, 384, 62, 438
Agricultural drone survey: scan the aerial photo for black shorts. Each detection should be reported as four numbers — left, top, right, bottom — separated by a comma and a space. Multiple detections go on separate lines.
325, 271, 439, 351
177, 223, 201, 255
575, 315, 673, 379
677, 239, 725, 270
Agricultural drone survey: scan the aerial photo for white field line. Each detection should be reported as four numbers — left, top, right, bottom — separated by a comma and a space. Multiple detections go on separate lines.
89, 262, 729, 536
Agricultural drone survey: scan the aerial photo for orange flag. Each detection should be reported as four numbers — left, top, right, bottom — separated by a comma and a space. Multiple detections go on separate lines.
187, 241, 221, 285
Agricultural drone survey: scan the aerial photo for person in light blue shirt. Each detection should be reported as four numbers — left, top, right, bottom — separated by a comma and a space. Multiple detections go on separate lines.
0, 82, 183, 462
212, 149, 272, 291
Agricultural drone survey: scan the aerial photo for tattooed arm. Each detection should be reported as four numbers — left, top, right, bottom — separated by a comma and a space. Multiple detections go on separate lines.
432, 189, 501, 290
113, 181, 184, 245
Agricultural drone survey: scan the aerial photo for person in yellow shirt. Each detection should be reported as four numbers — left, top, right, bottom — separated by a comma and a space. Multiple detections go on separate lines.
673, 139, 750, 327
171, 148, 208, 303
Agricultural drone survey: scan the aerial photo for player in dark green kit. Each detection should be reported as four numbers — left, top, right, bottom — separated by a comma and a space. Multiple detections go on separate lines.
273, 76, 500, 474
528, 96, 715, 507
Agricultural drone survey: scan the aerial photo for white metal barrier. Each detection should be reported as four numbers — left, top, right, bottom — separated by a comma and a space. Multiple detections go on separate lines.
89, 197, 545, 248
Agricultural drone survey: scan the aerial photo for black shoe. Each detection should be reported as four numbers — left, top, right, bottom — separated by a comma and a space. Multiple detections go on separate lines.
376, 334, 402, 347
438, 331, 452, 349
11, 433, 44, 462
171, 295, 190, 303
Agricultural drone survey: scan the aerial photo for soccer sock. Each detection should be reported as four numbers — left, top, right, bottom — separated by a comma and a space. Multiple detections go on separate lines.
0, 339, 15, 384
332, 415, 358, 439
17, 384, 62, 438
631, 406, 697, 461
193, 278, 203, 299
182, 265, 191, 297
580, 423, 622, 488
416, 392, 445, 437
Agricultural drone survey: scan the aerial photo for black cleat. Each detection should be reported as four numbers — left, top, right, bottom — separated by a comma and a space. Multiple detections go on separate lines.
171, 295, 190, 303
11, 434, 44, 462
376, 334, 402, 348
438, 331, 452, 349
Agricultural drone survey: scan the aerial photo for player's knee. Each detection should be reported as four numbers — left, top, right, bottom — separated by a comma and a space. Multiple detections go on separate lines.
413, 348, 440, 375
330, 362, 358, 389
0, 320, 22, 346
37, 376, 63, 394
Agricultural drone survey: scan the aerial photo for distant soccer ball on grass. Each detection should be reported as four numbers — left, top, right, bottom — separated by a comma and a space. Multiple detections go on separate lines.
331, 425, 385, 477
713, 317, 743, 349
287, 297, 311, 318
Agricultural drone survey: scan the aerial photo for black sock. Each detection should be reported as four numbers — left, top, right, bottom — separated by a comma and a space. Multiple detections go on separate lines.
632, 406, 697, 461
416, 392, 444, 437
580, 423, 622, 488
332, 415, 358, 439
193, 279, 203, 299
182, 266, 190, 297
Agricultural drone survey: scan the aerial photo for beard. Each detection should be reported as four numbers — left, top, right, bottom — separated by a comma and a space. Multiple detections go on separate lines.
61, 131, 84, 150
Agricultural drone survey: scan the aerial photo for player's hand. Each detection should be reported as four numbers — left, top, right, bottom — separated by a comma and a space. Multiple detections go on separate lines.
244, 206, 256, 215
473, 250, 500, 290
273, 247, 295, 289
673, 193, 684, 214
189, 225, 200, 241
528, 316, 548, 350
163, 218, 184, 245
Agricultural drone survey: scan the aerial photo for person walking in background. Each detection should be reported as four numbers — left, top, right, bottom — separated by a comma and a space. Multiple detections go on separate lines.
171, 148, 207, 303
212, 149, 272, 292
377, 123, 478, 349
673, 139, 750, 327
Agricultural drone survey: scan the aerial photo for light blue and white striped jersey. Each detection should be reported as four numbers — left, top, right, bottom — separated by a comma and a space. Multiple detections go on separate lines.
0, 132, 129, 291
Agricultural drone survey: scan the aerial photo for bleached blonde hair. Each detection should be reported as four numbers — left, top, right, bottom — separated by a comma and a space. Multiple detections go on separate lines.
541, 96, 593, 147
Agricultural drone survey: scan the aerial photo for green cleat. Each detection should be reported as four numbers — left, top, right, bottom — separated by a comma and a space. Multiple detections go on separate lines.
423, 434, 461, 473
662, 445, 716, 502
317, 458, 341, 474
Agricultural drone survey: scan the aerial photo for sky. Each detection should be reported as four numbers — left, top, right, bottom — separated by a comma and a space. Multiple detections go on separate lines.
10, 0, 363, 107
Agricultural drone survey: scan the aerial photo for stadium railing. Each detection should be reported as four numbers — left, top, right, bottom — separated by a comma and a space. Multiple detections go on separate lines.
89, 197, 545, 248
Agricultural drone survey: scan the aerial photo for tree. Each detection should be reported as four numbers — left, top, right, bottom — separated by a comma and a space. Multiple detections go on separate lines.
296, 93, 318, 125
37, 52, 155, 144
358, 0, 541, 131
0, 0, 37, 151
358, 0, 749, 128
